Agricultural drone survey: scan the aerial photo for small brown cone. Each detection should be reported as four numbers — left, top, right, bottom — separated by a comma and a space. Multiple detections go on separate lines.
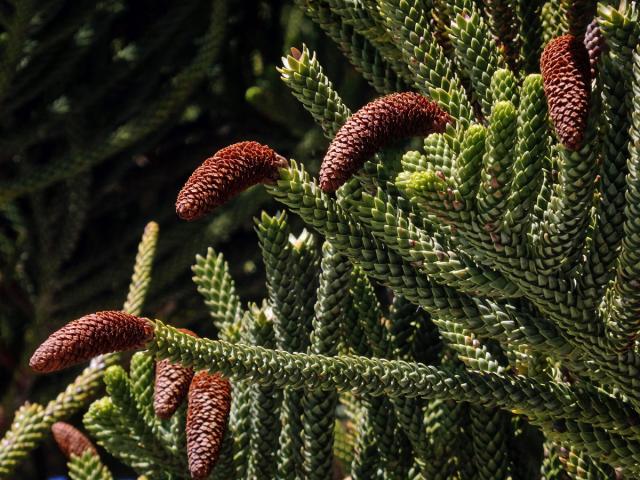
290, 46, 302, 60
540, 35, 591, 150
584, 19, 606, 79
154, 328, 197, 419
176, 141, 288, 221
186, 371, 232, 479
51, 422, 98, 460
30, 311, 154, 373
319, 92, 451, 192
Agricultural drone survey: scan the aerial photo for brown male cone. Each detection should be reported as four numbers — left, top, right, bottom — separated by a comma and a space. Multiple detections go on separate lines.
186, 371, 232, 480
29, 311, 154, 373
319, 92, 451, 192
541, 35, 592, 151
51, 422, 98, 460
176, 141, 288, 221
154, 328, 198, 419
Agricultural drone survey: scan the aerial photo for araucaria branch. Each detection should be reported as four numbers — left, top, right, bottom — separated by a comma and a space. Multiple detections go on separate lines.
7, 2, 640, 479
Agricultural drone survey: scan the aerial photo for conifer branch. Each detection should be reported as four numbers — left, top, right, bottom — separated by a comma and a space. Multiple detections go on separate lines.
279, 44, 351, 139
302, 242, 350, 480
150, 321, 640, 468
0, 222, 159, 477
297, 0, 410, 93
517, 0, 544, 73
123, 222, 160, 316
192, 248, 244, 342
603, 36, 640, 351
245, 306, 282, 480
380, 0, 475, 126
485, 0, 522, 70
448, 6, 506, 118
66, 450, 113, 480
502, 74, 550, 232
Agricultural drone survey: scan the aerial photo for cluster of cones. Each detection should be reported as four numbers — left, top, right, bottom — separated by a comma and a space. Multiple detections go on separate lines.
31, 312, 230, 480
175, 92, 452, 221
32, 30, 596, 479
175, 34, 593, 223
156, 329, 232, 480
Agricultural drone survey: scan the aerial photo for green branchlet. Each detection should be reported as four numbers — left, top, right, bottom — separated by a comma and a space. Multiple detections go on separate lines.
67, 451, 113, 480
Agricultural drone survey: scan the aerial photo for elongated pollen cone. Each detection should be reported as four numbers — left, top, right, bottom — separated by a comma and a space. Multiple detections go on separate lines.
154, 328, 198, 419
541, 35, 591, 150
51, 422, 98, 460
187, 371, 232, 479
30, 311, 154, 373
320, 92, 451, 192
176, 141, 288, 221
